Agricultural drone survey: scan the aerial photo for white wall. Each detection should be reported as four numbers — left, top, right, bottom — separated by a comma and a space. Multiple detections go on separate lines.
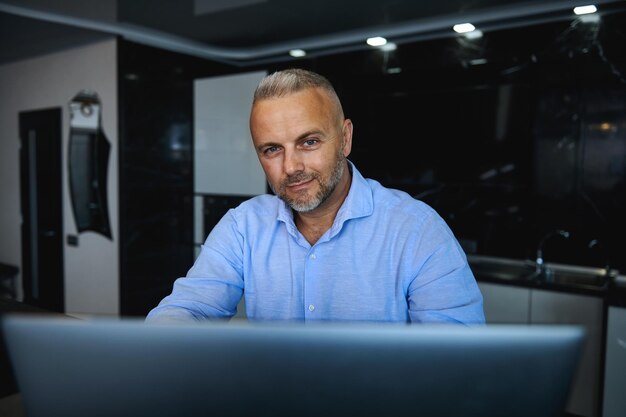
194, 71, 267, 196
0, 38, 119, 316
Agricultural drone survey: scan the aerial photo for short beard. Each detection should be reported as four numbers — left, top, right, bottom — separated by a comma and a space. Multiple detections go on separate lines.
275, 153, 346, 213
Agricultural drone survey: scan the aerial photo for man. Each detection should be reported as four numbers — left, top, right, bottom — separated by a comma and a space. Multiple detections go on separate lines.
146, 68, 485, 324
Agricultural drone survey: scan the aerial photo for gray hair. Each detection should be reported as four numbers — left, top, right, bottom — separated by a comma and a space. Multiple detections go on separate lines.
253, 69, 343, 116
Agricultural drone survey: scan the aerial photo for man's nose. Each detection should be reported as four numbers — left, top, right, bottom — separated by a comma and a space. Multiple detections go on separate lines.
283, 149, 304, 174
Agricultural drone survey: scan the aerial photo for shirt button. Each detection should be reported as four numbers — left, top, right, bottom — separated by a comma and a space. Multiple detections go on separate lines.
309, 253, 316, 259
308, 304, 315, 312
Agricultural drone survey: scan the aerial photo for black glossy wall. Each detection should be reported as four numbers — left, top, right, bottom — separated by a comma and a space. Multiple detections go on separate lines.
117, 40, 237, 315
118, 12, 626, 315
264, 12, 626, 272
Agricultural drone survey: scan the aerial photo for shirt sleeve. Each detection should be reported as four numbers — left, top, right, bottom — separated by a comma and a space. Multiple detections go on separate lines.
406, 212, 486, 325
145, 210, 245, 322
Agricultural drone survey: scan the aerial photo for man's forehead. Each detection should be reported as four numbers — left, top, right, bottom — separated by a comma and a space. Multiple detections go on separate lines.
256, 90, 341, 122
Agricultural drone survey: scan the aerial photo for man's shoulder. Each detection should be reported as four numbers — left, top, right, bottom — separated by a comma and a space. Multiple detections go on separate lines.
234, 193, 280, 214
215, 194, 283, 233
367, 179, 437, 217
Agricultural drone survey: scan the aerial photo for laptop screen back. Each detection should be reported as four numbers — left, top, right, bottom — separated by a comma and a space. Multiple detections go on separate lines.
1, 315, 585, 417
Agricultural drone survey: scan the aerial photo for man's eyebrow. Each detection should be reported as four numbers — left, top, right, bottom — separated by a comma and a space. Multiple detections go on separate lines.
256, 129, 325, 150
296, 129, 324, 141
255, 141, 276, 151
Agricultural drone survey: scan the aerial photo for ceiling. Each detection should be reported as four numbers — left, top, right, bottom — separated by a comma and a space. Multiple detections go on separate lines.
1, 0, 625, 66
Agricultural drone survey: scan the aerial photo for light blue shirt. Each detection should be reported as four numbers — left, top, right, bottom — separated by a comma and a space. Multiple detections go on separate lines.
146, 162, 485, 325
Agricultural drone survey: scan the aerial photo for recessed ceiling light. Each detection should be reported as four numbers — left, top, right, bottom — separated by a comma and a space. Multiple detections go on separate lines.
453, 23, 476, 34
289, 49, 306, 57
366, 37, 387, 47
574, 5, 597, 15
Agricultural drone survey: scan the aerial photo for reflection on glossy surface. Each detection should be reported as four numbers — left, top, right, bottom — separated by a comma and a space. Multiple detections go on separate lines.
468, 255, 614, 290
542, 270, 610, 290
470, 257, 535, 282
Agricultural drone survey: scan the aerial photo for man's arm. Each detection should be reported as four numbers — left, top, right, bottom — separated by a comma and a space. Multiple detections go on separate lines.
145, 211, 245, 322
406, 215, 485, 325
407, 262, 485, 325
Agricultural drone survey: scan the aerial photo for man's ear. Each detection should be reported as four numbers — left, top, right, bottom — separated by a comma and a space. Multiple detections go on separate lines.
342, 119, 353, 157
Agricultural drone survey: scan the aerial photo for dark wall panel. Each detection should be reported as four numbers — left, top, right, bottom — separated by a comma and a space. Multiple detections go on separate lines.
118, 40, 237, 316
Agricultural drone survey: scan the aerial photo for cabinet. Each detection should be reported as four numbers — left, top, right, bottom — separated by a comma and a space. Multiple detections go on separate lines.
602, 306, 626, 417
478, 282, 530, 323
478, 282, 603, 417
532, 289, 603, 417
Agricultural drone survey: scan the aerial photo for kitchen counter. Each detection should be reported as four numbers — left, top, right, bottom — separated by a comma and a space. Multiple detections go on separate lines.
467, 254, 623, 299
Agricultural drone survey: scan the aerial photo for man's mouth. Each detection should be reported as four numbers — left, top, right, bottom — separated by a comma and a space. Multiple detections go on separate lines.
287, 178, 313, 191
282, 173, 316, 193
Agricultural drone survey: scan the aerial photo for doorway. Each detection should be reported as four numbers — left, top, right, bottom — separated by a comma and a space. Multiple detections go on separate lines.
19, 108, 64, 312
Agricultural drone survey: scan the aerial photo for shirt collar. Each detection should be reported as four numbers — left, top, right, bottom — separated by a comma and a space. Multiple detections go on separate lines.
334, 160, 374, 225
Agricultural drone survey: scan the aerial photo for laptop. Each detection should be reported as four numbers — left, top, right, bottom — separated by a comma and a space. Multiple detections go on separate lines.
1, 314, 584, 417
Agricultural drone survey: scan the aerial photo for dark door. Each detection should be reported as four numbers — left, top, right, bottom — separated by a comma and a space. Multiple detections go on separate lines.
19, 108, 64, 312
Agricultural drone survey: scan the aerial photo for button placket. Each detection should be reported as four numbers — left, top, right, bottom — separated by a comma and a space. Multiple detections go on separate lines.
304, 249, 319, 318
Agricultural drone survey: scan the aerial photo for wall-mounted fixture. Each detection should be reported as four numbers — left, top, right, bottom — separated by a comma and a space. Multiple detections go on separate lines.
68, 90, 112, 239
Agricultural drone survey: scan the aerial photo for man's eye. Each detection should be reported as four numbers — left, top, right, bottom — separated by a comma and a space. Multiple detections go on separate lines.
304, 139, 318, 146
263, 146, 279, 155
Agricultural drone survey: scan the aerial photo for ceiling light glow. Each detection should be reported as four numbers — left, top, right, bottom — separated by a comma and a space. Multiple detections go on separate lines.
289, 49, 306, 57
464, 30, 483, 40
574, 5, 597, 15
381, 42, 397, 51
469, 58, 488, 65
580, 13, 600, 23
453, 23, 476, 33
366, 37, 387, 47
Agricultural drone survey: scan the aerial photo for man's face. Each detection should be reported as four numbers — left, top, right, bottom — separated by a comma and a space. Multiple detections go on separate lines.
250, 87, 352, 212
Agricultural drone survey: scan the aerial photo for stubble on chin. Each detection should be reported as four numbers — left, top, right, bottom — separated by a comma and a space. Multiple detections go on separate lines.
278, 156, 345, 213
277, 173, 321, 213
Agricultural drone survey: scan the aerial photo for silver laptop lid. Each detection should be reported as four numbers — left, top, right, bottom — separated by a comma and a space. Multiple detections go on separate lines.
1, 314, 585, 417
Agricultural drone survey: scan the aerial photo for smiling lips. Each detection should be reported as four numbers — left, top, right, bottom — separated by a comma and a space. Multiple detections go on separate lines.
284, 173, 316, 191
287, 178, 314, 193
